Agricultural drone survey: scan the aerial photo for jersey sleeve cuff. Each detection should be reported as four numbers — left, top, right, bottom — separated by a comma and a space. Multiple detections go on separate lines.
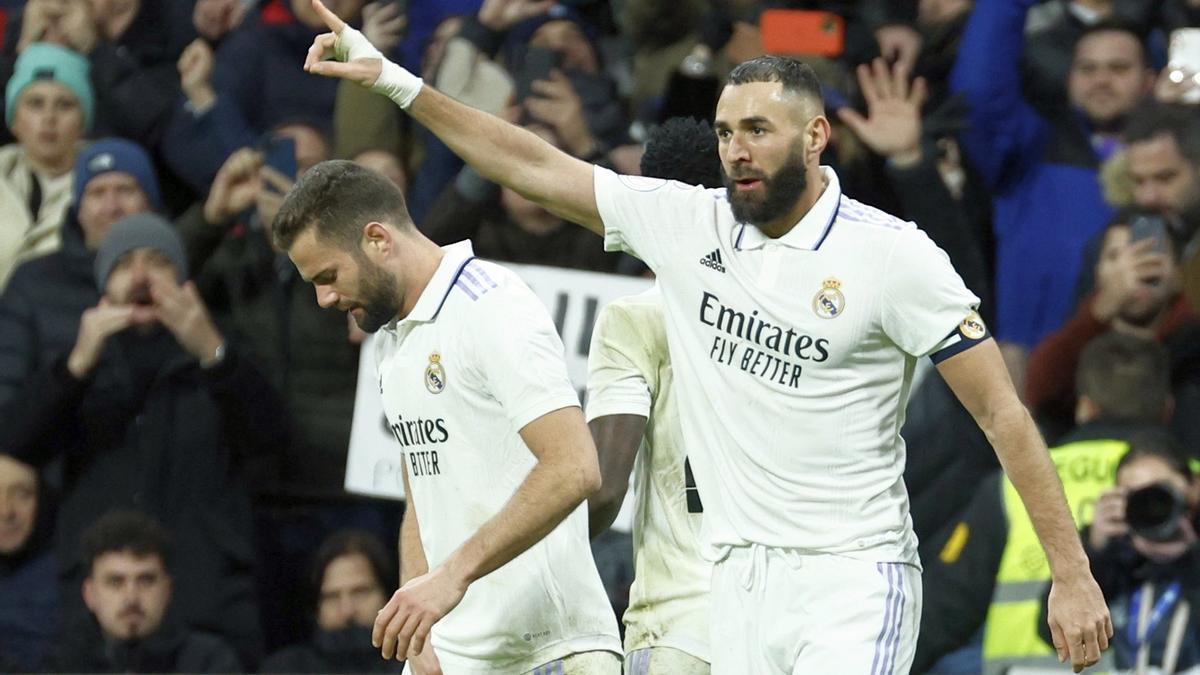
584, 398, 652, 423
512, 394, 584, 433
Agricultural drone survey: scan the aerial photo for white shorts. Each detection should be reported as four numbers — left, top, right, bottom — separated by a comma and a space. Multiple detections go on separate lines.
709, 545, 921, 675
625, 646, 711, 674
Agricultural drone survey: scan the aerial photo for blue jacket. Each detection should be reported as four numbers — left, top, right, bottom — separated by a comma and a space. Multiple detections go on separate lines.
0, 547, 56, 671
951, 0, 1116, 348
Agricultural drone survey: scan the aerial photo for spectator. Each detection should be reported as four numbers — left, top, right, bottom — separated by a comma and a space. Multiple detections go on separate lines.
952, 3, 1156, 361
0, 138, 161, 410
0, 42, 93, 288
354, 147, 407, 190
916, 332, 1171, 674
1021, 0, 1155, 108
1026, 209, 1198, 444
49, 510, 242, 673
1, 213, 286, 666
193, 0, 252, 45
260, 530, 398, 673
182, 135, 399, 653
1075, 103, 1200, 306
1046, 431, 1200, 673
87, 0, 195, 148
0, 453, 56, 672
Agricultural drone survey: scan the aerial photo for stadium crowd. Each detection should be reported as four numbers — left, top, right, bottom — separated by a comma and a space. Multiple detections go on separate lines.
0, 0, 1198, 672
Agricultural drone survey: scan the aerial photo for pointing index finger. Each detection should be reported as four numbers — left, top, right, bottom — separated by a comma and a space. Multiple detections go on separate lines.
311, 0, 346, 34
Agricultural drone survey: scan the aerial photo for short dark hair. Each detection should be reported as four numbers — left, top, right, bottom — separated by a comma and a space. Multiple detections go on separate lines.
273, 159, 412, 252
1119, 428, 1192, 479
311, 529, 393, 603
1125, 102, 1200, 168
1075, 18, 1151, 68
81, 510, 171, 575
727, 56, 824, 106
640, 117, 723, 188
1076, 332, 1170, 423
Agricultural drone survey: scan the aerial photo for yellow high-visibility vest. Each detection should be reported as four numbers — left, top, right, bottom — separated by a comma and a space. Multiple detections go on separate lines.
981, 438, 1127, 675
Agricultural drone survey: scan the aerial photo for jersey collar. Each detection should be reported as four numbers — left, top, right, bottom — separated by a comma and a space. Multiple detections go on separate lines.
733, 166, 841, 252
396, 240, 476, 326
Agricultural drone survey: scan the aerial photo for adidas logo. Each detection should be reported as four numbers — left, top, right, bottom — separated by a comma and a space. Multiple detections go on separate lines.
699, 249, 726, 273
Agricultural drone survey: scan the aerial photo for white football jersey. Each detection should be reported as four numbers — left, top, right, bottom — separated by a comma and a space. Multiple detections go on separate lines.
593, 167, 981, 566
586, 287, 711, 662
374, 241, 620, 674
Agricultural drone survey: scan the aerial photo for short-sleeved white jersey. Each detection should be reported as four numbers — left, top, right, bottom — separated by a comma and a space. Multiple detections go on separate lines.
374, 241, 620, 674
585, 287, 711, 661
594, 166, 980, 565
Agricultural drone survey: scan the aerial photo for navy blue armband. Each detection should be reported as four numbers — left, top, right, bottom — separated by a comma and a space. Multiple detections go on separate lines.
930, 311, 991, 364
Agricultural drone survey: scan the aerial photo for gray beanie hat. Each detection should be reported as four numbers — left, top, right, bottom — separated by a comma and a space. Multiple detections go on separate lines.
94, 213, 188, 288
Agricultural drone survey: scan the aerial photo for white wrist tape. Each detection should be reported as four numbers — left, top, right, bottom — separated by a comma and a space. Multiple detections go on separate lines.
373, 59, 424, 110
335, 24, 423, 110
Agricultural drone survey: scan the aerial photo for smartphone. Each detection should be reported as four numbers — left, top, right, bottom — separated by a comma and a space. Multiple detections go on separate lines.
516, 46, 561, 104
1129, 214, 1169, 255
1167, 29, 1200, 104
760, 10, 845, 58
260, 134, 297, 190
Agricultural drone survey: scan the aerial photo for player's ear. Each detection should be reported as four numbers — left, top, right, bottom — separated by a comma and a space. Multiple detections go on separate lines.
361, 221, 393, 257
805, 114, 831, 161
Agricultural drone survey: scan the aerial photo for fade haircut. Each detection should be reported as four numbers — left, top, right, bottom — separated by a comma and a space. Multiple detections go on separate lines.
1076, 332, 1170, 424
1126, 102, 1200, 168
640, 117, 723, 189
273, 159, 412, 252
727, 56, 824, 108
1076, 18, 1151, 68
81, 510, 171, 576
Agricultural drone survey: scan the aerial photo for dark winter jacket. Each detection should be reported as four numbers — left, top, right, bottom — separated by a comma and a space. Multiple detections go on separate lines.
951, 0, 1118, 348
260, 626, 400, 674
2, 330, 287, 665
49, 615, 242, 674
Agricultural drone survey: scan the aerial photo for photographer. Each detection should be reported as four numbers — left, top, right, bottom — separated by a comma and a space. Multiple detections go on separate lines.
1049, 430, 1200, 673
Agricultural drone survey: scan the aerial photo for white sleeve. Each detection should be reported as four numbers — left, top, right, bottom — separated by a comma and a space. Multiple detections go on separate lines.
467, 277, 581, 431
593, 166, 716, 271
881, 227, 982, 358
585, 302, 653, 422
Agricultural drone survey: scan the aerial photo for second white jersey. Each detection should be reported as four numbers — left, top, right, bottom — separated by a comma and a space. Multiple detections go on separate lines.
374, 241, 620, 674
586, 287, 711, 661
594, 167, 980, 566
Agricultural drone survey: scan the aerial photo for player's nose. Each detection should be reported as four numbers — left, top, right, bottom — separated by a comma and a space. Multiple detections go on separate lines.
315, 284, 339, 309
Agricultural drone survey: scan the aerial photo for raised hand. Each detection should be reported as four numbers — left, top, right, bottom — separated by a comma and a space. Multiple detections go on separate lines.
66, 299, 139, 378
1088, 488, 1128, 551
362, 1, 406, 54
1092, 237, 1169, 323
303, 0, 385, 87
477, 0, 555, 32
179, 38, 217, 109
205, 148, 264, 226
836, 57, 927, 166
526, 70, 598, 158
148, 276, 225, 366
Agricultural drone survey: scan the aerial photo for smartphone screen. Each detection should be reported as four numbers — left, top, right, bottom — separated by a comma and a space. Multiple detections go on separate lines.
760, 10, 845, 58
1129, 214, 1169, 255
516, 47, 561, 104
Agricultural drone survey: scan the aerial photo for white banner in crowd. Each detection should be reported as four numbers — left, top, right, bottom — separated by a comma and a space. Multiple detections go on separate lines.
345, 261, 653, 530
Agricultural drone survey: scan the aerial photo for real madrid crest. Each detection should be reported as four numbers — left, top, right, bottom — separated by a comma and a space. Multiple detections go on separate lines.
812, 277, 845, 319
959, 311, 987, 340
425, 351, 446, 394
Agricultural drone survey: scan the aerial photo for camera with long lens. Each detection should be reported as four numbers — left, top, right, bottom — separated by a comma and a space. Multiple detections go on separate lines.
1125, 482, 1188, 542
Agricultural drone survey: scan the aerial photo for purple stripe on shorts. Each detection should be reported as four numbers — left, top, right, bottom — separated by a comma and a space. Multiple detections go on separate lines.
454, 279, 478, 300
882, 565, 906, 675
871, 563, 899, 675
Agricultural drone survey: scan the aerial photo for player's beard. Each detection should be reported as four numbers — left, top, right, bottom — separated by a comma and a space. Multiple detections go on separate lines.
725, 144, 809, 227
354, 255, 403, 333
